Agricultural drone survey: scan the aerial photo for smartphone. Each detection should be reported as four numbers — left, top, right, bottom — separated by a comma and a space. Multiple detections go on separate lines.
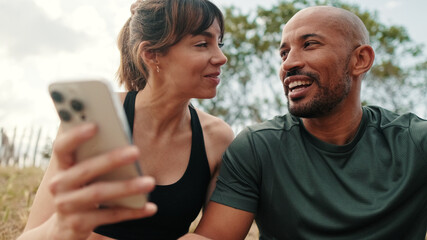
48, 79, 147, 209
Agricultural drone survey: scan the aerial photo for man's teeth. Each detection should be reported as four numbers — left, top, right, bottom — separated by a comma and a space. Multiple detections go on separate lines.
289, 80, 311, 91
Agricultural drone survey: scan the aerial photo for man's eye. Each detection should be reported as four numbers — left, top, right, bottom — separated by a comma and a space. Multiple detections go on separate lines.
303, 41, 317, 48
218, 42, 224, 48
280, 50, 289, 59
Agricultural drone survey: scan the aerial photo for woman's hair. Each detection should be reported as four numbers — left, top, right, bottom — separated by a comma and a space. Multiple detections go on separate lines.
117, 0, 224, 91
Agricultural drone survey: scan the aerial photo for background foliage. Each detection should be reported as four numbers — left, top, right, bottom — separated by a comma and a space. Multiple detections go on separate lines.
195, 0, 427, 129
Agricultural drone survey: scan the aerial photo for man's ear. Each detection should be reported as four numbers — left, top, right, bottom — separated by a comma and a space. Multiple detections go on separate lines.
351, 45, 375, 77
139, 41, 158, 72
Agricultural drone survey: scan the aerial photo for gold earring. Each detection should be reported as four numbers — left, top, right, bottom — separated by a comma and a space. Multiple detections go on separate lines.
156, 65, 160, 73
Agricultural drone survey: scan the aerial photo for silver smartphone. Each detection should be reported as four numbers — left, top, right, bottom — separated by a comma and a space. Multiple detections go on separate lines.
48, 79, 147, 209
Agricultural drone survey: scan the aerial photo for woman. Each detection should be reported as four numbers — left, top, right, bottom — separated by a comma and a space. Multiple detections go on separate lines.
19, 0, 234, 239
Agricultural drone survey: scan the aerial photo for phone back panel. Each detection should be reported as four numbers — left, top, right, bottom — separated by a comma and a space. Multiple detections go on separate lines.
49, 80, 146, 208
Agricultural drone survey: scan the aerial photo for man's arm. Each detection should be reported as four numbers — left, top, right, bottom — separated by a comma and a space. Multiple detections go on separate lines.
181, 201, 254, 240
182, 126, 259, 239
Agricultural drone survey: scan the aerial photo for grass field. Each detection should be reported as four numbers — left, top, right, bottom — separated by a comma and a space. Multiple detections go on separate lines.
0, 166, 44, 240
0, 166, 259, 240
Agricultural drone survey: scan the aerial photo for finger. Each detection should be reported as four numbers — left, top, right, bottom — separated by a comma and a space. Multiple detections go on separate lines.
50, 145, 140, 193
95, 202, 158, 225
57, 203, 157, 234
54, 176, 155, 213
53, 123, 97, 169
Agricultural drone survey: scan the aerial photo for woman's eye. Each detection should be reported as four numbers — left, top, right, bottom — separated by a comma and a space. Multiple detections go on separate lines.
195, 41, 224, 48
196, 43, 208, 47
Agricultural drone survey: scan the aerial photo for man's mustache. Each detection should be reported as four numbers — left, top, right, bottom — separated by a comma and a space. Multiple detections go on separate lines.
285, 69, 318, 79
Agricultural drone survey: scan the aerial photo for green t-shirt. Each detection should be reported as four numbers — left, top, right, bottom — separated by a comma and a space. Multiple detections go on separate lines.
211, 106, 427, 240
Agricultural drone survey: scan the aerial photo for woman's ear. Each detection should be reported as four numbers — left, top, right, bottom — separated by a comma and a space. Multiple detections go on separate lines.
139, 41, 157, 72
351, 45, 375, 77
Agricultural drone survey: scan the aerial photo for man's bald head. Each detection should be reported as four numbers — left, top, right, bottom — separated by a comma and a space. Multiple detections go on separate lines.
287, 6, 370, 47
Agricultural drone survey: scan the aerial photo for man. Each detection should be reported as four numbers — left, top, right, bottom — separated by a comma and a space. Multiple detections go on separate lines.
184, 5, 427, 240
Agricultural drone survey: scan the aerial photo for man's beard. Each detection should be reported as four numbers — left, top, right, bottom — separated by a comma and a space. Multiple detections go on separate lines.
286, 65, 352, 118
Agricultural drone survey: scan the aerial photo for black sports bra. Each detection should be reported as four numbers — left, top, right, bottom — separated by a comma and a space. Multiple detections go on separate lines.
94, 91, 211, 239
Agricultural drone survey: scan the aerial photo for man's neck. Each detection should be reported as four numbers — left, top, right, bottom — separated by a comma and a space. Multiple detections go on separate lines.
301, 106, 363, 145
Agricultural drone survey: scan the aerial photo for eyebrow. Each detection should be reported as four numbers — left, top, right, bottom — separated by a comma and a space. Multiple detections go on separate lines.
194, 30, 223, 40
193, 31, 214, 38
199, 31, 213, 37
279, 33, 324, 50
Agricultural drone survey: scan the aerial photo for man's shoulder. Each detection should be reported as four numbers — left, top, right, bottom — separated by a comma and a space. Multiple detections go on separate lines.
365, 106, 427, 152
229, 113, 300, 150
244, 113, 300, 134
364, 105, 427, 129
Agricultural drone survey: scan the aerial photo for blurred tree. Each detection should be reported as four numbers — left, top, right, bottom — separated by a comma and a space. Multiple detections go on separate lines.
194, 0, 427, 128
40, 136, 52, 164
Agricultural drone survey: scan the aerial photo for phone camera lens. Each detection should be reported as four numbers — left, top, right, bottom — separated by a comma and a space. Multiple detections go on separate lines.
50, 91, 63, 103
58, 110, 72, 121
71, 99, 84, 111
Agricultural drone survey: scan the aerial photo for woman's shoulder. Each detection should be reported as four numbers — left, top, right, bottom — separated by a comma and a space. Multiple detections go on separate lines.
194, 108, 235, 143
194, 107, 235, 171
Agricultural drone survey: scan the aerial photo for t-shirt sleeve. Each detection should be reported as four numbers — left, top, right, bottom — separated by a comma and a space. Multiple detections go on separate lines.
210, 127, 261, 213
409, 114, 427, 155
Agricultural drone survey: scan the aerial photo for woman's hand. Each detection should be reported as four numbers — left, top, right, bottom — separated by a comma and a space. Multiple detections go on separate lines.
45, 123, 157, 240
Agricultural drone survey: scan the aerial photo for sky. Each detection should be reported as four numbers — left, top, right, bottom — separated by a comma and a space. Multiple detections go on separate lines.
1, 0, 427, 144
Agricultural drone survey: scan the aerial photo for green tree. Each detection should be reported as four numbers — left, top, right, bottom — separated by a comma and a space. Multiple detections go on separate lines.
194, 0, 427, 128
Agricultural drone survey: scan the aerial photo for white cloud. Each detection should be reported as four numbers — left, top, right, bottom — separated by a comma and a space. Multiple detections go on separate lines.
33, 0, 63, 19
385, 1, 402, 9
63, 5, 107, 37
0, 0, 91, 60
0, 0, 134, 141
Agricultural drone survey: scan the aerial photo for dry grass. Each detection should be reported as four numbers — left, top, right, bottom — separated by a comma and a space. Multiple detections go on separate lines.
0, 166, 44, 240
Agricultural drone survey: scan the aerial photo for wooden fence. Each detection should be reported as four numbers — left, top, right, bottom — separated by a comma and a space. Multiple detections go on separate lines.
0, 126, 53, 169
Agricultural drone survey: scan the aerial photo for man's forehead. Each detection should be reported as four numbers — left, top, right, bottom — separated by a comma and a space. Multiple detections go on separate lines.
281, 20, 323, 41
281, 10, 343, 41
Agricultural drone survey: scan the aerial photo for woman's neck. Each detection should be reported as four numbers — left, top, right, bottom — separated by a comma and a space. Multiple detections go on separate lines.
133, 88, 191, 137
